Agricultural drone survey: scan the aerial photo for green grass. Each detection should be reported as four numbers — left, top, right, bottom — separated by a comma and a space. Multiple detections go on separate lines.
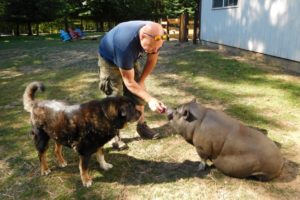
0, 35, 300, 199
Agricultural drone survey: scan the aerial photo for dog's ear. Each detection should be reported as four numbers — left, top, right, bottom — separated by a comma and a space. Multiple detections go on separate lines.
191, 98, 197, 103
101, 102, 118, 120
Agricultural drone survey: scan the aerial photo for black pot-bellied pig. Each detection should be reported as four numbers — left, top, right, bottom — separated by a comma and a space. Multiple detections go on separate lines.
167, 100, 284, 181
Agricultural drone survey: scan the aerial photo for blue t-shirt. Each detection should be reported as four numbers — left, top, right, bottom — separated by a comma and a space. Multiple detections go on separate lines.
99, 21, 149, 70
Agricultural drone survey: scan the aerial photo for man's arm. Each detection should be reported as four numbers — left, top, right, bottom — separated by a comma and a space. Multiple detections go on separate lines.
119, 62, 166, 113
119, 68, 152, 102
139, 53, 159, 84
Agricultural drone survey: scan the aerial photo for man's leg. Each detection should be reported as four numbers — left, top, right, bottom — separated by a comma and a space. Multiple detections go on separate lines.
98, 55, 128, 150
125, 61, 159, 139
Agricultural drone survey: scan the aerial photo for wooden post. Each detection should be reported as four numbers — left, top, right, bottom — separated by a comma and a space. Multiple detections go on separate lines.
179, 10, 189, 42
166, 18, 170, 41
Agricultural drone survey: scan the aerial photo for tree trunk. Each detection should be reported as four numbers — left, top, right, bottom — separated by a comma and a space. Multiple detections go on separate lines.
166, 18, 170, 41
80, 18, 83, 30
64, 16, 69, 31
193, 0, 200, 44
95, 21, 99, 32
15, 23, 20, 36
100, 21, 104, 32
27, 22, 32, 36
36, 23, 40, 36
108, 22, 114, 30
179, 10, 189, 42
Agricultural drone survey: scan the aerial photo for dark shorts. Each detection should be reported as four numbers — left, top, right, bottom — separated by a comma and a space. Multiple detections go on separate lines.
98, 55, 146, 106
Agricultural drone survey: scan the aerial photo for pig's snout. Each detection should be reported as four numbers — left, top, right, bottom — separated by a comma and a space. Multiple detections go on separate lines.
166, 108, 174, 120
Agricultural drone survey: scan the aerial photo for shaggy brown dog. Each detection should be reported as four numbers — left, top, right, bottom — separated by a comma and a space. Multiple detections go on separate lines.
23, 82, 141, 187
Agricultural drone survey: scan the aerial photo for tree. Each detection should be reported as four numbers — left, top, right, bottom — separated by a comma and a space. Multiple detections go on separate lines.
162, 0, 197, 18
162, 0, 200, 43
61, 0, 86, 31
0, 0, 4, 16
2, 0, 64, 36
85, 0, 164, 31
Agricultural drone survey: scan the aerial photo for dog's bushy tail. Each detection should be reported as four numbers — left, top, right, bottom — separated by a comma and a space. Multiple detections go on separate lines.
23, 81, 45, 112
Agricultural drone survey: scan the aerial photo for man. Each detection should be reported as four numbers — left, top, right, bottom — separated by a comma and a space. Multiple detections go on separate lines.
98, 21, 167, 149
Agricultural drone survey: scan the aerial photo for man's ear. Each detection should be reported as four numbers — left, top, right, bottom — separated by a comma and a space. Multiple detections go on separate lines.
141, 33, 146, 40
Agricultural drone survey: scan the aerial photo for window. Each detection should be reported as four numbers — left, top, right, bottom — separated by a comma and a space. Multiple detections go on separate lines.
212, 0, 238, 8
213, 0, 223, 8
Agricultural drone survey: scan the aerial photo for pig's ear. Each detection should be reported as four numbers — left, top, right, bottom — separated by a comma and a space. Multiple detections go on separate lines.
183, 109, 190, 120
183, 108, 197, 122
183, 102, 200, 122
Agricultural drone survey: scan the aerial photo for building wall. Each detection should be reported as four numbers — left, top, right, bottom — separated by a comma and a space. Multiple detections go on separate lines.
200, 0, 300, 62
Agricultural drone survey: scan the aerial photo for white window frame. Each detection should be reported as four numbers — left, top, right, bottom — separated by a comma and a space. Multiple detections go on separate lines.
212, 0, 238, 9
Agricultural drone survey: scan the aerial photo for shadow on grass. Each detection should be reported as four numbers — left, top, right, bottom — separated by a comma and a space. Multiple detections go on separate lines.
156, 46, 300, 130
274, 159, 300, 183
93, 153, 209, 185
91, 152, 297, 185
1, 131, 298, 199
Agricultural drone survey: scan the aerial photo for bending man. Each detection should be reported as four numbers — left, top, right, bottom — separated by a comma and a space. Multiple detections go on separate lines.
98, 20, 167, 149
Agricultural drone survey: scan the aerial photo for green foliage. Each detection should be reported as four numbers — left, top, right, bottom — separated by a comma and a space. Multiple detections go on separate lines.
162, 0, 198, 18
86, 0, 164, 22
62, 0, 86, 18
2, 0, 65, 23
0, 0, 201, 35
0, 0, 4, 17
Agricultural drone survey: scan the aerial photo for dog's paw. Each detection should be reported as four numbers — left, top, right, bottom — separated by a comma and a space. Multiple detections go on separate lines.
41, 169, 51, 175
58, 161, 67, 168
198, 162, 206, 171
112, 141, 129, 151
82, 179, 92, 187
100, 162, 113, 171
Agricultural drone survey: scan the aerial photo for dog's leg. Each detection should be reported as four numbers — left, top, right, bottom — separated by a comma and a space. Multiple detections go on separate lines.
112, 132, 128, 150
33, 128, 51, 175
54, 143, 67, 167
79, 155, 92, 187
39, 152, 51, 175
96, 148, 113, 171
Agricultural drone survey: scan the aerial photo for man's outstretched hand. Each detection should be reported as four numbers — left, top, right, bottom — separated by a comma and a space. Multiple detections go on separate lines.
148, 98, 167, 114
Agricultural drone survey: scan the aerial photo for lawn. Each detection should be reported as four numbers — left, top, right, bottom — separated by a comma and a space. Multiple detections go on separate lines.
0, 34, 299, 200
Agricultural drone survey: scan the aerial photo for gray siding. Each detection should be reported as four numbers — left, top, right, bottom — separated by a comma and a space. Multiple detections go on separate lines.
201, 0, 300, 62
